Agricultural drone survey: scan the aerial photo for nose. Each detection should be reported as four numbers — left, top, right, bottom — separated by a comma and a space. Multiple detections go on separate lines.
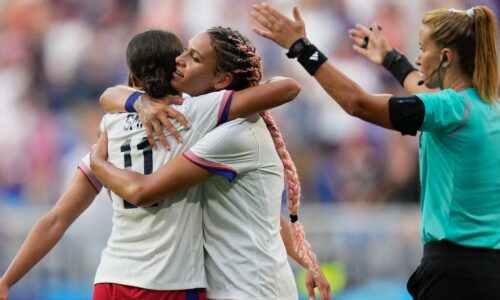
176, 52, 186, 67
415, 54, 421, 66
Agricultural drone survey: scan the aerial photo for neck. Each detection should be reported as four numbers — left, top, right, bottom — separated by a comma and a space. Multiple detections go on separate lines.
442, 69, 473, 92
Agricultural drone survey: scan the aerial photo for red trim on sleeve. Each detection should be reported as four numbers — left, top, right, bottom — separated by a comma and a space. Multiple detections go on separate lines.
183, 150, 237, 182
216, 90, 235, 125
77, 162, 102, 193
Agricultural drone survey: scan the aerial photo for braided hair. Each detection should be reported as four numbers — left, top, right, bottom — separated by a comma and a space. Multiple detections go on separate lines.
208, 26, 320, 277
207, 26, 262, 90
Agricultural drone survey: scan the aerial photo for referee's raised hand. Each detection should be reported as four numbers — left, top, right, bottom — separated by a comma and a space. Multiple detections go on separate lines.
251, 3, 306, 50
348, 23, 392, 65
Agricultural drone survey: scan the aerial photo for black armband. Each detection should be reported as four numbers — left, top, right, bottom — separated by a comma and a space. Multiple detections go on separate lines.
389, 96, 425, 136
295, 44, 328, 76
383, 49, 417, 86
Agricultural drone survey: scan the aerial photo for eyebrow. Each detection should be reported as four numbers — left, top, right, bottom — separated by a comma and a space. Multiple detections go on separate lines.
186, 42, 204, 60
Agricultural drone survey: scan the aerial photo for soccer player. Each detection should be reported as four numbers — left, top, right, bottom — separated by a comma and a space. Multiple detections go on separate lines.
0, 29, 309, 300
92, 27, 330, 300
251, 3, 500, 299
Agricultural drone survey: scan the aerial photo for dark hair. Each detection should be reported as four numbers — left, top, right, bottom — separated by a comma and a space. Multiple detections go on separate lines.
126, 29, 183, 97
207, 26, 262, 90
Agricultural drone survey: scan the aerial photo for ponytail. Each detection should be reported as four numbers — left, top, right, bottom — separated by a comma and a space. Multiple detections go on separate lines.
260, 110, 321, 277
472, 6, 499, 103
423, 6, 499, 103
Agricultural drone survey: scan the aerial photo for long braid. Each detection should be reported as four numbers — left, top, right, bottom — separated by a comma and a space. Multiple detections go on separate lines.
209, 26, 321, 276
260, 110, 321, 278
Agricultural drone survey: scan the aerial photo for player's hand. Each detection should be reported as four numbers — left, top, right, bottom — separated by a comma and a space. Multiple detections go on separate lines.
135, 94, 190, 150
90, 130, 108, 169
305, 268, 331, 300
0, 280, 10, 300
251, 4, 306, 50
348, 22, 392, 65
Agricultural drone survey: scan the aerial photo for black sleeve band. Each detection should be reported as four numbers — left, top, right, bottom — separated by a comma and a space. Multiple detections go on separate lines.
296, 44, 328, 76
382, 49, 417, 86
389, 96, 425, 136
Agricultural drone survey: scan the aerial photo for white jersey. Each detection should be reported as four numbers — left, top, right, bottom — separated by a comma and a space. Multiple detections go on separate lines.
184, 115, 298, 300
79, 90, 234, 290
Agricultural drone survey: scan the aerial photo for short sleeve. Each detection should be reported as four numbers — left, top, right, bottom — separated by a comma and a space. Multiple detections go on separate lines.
78, 153, 103, 193
418, 89, 471, 135
182, 120, 257, 182
181, 90, 235, 134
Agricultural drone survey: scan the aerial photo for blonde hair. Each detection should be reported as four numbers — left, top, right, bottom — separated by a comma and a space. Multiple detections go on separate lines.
423, 6, 499, 103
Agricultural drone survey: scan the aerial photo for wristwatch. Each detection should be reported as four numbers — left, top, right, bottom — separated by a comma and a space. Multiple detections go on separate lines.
286, 37, 311, 58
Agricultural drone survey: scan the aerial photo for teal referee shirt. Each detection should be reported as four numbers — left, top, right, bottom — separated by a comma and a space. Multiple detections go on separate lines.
417, 88, 500, 249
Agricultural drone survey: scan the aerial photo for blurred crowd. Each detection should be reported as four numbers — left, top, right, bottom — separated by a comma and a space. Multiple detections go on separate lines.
0, 0, 497, 206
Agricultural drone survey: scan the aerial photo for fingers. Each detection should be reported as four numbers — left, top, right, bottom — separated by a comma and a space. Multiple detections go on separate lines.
371, 22, 382, 33
164, 96, 184, 105
292, 6, 304, 24
306, 283, 315, 300
151, 120, 169, 151
252, 26, 275, 40
352, 44, 368, 56
262, 3, 288, 23
158, 114, 184, 144
355, 23, 372, 37
349, 34, 366, 47
98, 129, 108, 143
251, 8, 274, 30
348, 28, 363, 39
165, 107, 191, 130
320, 284, 331, 300
143, 122, 158, 150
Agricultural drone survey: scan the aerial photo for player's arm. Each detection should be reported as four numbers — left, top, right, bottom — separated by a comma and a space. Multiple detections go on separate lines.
280, 216, 331, 300
100, 80, 300, 120
99, 79, 300, 148
0, 170, 98, 298
226, 77, 300, 120
90, 132, 210, 207
100, 86, 188, 150
99, 85, 140, 113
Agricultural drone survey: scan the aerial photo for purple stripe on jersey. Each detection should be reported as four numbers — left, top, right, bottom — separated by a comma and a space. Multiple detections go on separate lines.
77, 162, 102, 193
183, 150, 237, 182
216, 90, 235, 126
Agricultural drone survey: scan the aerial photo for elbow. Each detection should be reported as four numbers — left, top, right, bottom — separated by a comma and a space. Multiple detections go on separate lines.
99, 88, 112, 109
285, 80, 301, 102
345, 99, 362, 117
344, 91, 370, 118
126, 181, 158, 207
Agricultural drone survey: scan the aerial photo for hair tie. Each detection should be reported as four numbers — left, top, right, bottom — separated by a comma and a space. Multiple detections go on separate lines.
466, 8, 475, 17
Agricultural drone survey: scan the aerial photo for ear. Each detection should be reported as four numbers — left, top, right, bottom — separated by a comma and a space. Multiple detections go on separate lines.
130, 74, 142, 89
213, 72, 234, 90
440, 48, 453, 68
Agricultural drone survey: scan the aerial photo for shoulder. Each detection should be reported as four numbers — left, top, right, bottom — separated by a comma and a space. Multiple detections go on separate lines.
417, 88, 463, 103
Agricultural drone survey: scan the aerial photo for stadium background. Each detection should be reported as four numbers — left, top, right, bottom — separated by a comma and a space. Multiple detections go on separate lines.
0, 0, 497, 299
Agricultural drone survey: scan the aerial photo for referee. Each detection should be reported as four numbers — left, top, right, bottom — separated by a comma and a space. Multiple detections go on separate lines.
251, 4, 500, 299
